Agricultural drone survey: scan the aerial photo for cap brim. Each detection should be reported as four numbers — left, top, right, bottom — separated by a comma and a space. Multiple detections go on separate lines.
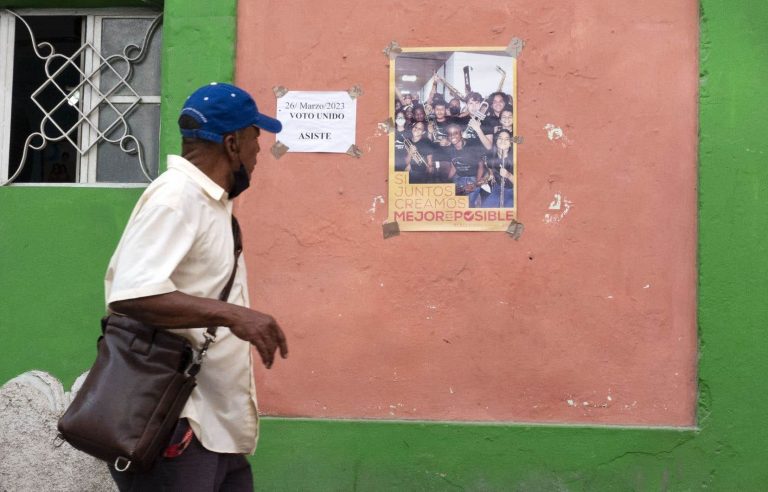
253, 113, 282, 133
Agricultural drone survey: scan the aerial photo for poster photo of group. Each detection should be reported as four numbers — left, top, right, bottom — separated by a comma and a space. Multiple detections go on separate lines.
388, 48, 517, 231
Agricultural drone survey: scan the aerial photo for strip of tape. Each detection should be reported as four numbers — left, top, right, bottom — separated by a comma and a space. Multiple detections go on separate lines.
505, 37, 525, 58
348, 85, 364, 99
382, 221, 400, 239
346, 144, 362, 158
506, 220, 524, 240
271, 141, 289, 159
383, 41, 402, 59
513, 135, 524, 145
379, 118, 394, 134
273, 85, 289, 98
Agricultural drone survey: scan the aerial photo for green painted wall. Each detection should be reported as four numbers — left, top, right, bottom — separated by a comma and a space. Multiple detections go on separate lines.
0, 188, 142, 388
157, 0, 238, 162
2, 0, 768, 489
0, 0, 236, 390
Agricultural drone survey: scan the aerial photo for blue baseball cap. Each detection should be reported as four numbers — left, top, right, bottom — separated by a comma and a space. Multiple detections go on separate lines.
179, 82, 282, 143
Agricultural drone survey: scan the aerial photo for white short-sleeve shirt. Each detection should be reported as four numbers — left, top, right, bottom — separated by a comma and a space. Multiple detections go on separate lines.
104, 155, 259, 454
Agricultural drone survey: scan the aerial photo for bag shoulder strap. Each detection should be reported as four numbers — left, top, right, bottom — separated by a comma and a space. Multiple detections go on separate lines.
189, 216, 242, 375
206, 215, 243, 338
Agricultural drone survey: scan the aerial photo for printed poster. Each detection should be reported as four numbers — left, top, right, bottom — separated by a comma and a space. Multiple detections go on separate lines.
388, 48, 517, 231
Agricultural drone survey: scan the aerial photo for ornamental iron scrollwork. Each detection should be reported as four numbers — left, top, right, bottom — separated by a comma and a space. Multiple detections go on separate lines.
1, 10, 162, 185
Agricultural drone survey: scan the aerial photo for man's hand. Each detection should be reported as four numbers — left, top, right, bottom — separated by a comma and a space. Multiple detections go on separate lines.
110, 291, 289, 369
229, 309, 289, 369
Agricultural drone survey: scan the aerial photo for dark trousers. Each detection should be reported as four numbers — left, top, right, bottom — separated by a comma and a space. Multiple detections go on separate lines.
109, 435, 253, 492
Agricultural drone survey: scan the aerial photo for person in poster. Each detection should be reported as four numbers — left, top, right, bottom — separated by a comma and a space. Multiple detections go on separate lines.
480, 129, 514, 208
433, 123, 486, 207
389, 48, 517, 231
404, 121, 434, 184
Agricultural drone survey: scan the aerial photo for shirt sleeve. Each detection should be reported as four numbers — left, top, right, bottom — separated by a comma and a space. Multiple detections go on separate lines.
107, 204, 197, 304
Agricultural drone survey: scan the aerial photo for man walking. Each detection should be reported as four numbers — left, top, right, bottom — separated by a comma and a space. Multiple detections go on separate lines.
104, 82, 288, 490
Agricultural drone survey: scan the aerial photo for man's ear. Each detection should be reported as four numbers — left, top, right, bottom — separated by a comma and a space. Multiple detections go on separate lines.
223, 133, 240, 159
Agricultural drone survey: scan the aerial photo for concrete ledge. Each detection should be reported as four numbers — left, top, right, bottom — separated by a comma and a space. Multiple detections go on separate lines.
0, 370, 115, 491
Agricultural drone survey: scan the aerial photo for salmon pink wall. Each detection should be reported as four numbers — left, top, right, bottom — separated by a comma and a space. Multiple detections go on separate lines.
234, 0, 698, 425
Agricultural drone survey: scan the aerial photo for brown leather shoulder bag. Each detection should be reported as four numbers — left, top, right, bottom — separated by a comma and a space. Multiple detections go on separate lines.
58, 216, 242, 472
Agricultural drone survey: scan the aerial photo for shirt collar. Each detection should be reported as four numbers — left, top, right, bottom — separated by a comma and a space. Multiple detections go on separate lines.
167, 155, 227, 202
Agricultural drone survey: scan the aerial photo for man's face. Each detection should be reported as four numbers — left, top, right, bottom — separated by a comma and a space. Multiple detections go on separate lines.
500, 110, 513, 128
412, 123, 425, 141
492, 95, 505, 113
447, 127, 462, 147
237, 126, 261, 177
467, 98, 482, 115
403, 95, 412, 106
448, 98, 461, 115
414, 108, 426, 122
435, 104, 446, 120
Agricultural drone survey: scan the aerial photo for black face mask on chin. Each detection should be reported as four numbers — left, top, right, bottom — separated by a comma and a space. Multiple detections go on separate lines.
228, 162, 250, 199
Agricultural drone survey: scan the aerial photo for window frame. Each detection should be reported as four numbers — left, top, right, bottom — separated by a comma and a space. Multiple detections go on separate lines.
0, 7, 162, 187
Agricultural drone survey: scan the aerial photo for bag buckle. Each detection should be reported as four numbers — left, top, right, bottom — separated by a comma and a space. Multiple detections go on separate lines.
188, 331, 217, 373
203, 331, 217, 344
114, 456, 132, 472
198, 332, 216, 360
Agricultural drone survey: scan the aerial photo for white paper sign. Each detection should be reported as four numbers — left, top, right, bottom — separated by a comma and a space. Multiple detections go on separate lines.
276, 91, 357, 153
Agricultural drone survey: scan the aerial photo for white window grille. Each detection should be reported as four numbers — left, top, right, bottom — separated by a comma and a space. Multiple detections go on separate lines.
0, 8, 162, 186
